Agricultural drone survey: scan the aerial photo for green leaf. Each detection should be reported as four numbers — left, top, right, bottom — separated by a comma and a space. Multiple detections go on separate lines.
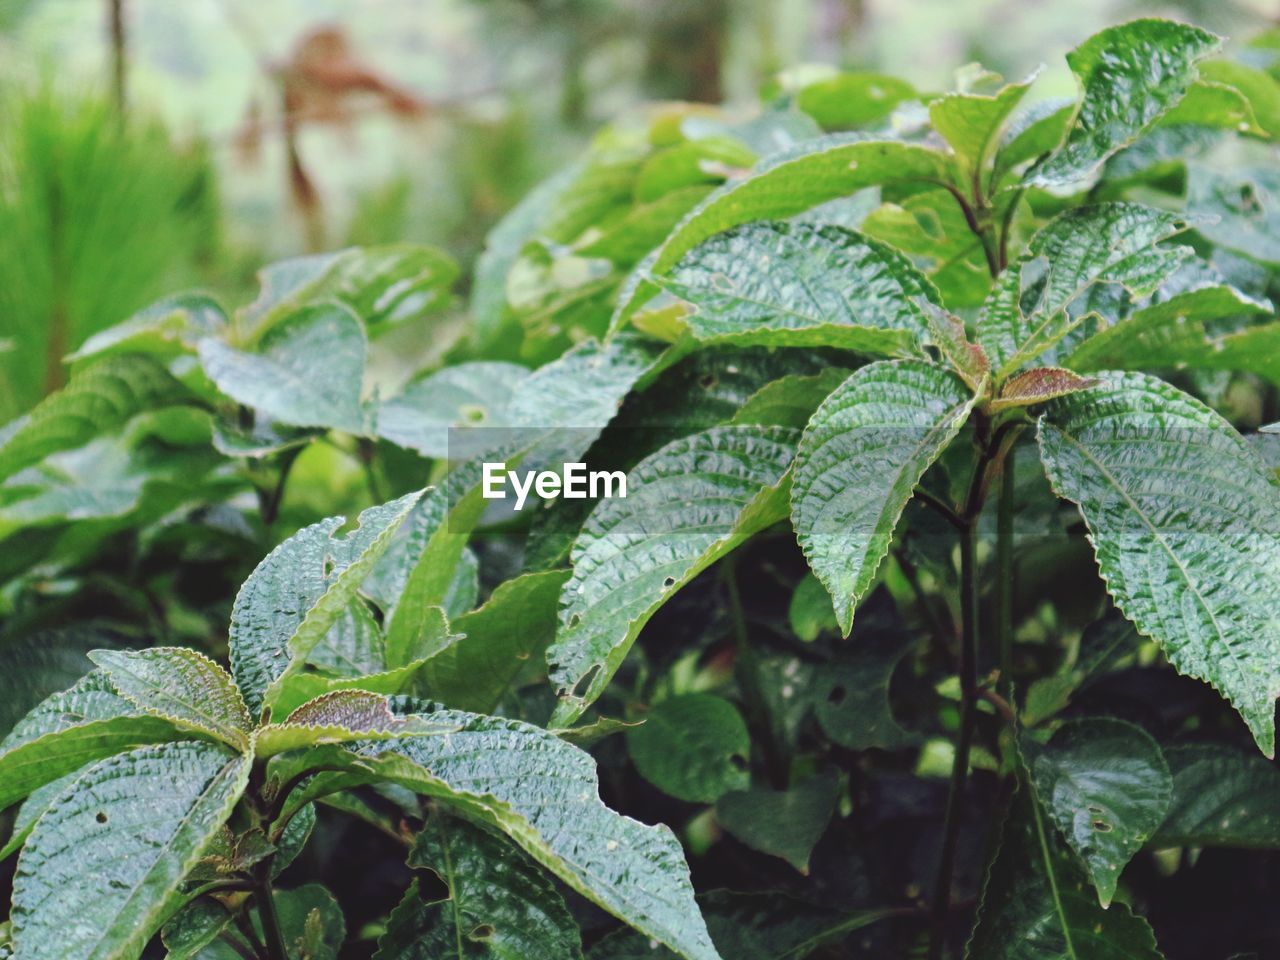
0, 355, 188, 482
930, 74, 1034, 187
472, 166, 580, 345
967, 785, 1163, 960
1199, 59, 1280, 137
633, 138, 755, 202
1151, 743, 1280, 849
656, 221, 936, 353
89, 648, 252, 752
788, 572, 838, 642
0, 671, 184, 812
269, 658, 433, 719
376, 362, 530, 457
198, 302, 367, 433
1157, 79, 1264, 136
373, 816, 583, 960
11, 741, 250, 960
589, 890, 891, 960
731, 369, 851, 430
192, 884, 345, 960
160, 898, 231, 960
1064, 284, 1278, 383
627, 694, 750, 804
994, 100, 1073, 182
420, 570, 570, 713
610, 135, 953, 330
552, 716, 641, 748
716, 774, 839, 873
0, 773, 78, 860
795, 72, 916, 129
364, 489, 460, 661
548, 425, 798, 725
391, 336, 667, 656
68, 293, 227, 366
792, 360, 976, 634
613, 347, 832, 443
242, 244, 456, 341
580, 186, 719, 264
1029, 19, 1220, 185
0, 625, 119, 738
1038, 372, 1280, 756
507, 333, 669, 432
812, 631, 919, 751
1186, 164, 1280, 265
522, 348, 829, 576
271, 705, 720, 960
976, 203, 1194, 378
860, 190, 997, 310
1027, 718, 1172, 906
0, 436, 150, 538
304, 599, 386, 677
229, 491, 422, 717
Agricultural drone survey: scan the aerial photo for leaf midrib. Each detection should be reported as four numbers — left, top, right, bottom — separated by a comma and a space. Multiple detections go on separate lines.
82, 752, 242, 960
1044, 420, 1246, 696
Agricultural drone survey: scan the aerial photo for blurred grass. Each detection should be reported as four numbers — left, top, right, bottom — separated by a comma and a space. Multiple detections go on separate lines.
0, 83, 218, 419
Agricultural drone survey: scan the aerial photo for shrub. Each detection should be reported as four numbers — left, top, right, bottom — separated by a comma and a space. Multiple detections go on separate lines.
2, 16, 1280, 960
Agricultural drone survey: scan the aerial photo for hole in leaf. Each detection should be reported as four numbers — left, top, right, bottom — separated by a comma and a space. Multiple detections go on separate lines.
570, 664, 603, 700
413, 870, 448, 903
468, 924, 496, 941
1236, 184, 1263, 216
568, 613, 582, 628
827, 685, 847, 706
729, 754, 748, 772
698, 373, 718, 390
662, 576, 676, 589
96, 811, 108, 824
1093, 820, 1112, 832
323, 556, 335, 578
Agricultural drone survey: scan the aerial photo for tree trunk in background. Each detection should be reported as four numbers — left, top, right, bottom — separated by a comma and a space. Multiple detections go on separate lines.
108, 0, 126, 117
43, 175, 67, 395
643, 0, 727, 103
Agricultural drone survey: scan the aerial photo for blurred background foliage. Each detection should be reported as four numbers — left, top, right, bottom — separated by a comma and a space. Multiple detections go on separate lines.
0, 0, 1275, 420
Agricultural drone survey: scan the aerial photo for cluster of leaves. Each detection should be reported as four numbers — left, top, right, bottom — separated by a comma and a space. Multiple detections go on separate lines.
2, 16, 1280, 960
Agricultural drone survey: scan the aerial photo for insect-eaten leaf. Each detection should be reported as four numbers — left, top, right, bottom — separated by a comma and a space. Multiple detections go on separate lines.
628, 694, 751, 804
716, 774, 840, 873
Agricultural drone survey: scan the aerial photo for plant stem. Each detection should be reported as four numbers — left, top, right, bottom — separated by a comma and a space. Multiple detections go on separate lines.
927, 520, 980, 960
252, 866, 288, 960
261, 445, 302, 529
232, 908, 267, 956
723, 555, 786, 789
996, 442, 1015, 701
996, 188, 1024, 274
358, 437, 386, 503
916, 488, 966, 532
938, 183, 999, 278
217, 931, 258, 960
894, 548, 954, 648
